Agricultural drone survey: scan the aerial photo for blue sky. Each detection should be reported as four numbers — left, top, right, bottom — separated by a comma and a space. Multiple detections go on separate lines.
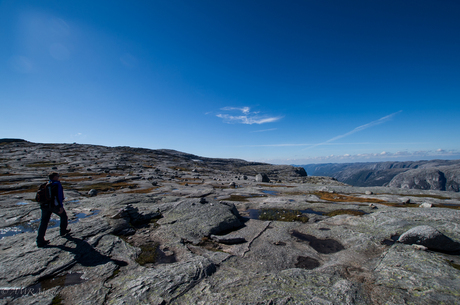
1, 0, 459, 164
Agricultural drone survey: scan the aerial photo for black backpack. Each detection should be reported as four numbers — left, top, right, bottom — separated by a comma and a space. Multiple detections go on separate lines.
35, 182, 53, 206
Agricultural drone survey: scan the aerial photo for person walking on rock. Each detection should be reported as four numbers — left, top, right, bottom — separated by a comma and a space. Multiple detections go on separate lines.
36, 172, 71, 247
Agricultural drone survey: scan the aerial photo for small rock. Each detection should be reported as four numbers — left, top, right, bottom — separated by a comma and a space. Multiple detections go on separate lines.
200, 197, 207, 204
412, 244, 428, 251
420, 202, 432, 208
365, 191, 373, 195
369, 203, 377, 209
88, 189, 98, 197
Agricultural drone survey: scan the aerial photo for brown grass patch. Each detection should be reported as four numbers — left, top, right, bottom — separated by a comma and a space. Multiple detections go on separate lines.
25, 161, 68, 168
378, 202, 420, 208
0, 184, 37, 195
312, 192, 386, 203
125, 187, 158, 194
380, 193, 451, 200
76, 181, 135, 193
168, 166, 191, 172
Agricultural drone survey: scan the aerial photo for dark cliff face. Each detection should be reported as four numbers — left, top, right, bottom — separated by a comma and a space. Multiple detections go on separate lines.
302, 160, 460, 191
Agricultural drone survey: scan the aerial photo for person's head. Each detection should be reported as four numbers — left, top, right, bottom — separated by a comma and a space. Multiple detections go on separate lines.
49, 172, 60, 181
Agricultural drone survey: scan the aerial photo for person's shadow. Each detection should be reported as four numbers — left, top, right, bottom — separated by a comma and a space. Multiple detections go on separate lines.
47, 235, 128, 267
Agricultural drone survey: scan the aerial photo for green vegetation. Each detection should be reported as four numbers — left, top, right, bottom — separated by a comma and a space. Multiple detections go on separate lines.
51, 295, 63, 305
136, 242, 160, 266
325, 209, 366, 217
446, 260, 460, 271
25, 161, 67, 168
77, 181, 135, 192
258, 208, 309, 223
107, 268, 121, 280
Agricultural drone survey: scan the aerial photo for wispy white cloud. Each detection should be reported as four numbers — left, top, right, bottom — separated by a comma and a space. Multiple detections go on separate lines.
261, 148, 460, 165
230, 141, 425, 148
216, 107, 283, 125
221, 106, 251, 114
250, 128, 278, 133
303, 111, 403, 150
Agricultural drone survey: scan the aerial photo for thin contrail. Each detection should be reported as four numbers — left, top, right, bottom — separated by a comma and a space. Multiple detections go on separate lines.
303, 110, 402, 150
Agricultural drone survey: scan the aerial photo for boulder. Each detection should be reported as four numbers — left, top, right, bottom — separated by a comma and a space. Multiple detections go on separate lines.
256, 173, 270, 183
157, 199, 243, 244
398, 225, 460, 252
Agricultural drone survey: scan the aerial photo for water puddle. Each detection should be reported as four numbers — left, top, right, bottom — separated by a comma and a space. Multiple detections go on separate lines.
295, 256, 320, 269
291, 230, 345, 254
0, 210, 100, 239
0, 272, 86, 299
0, 219, 58, 239
261, 190, 278, 196
66, 199, 80, 204
222, 194, 267, 202
16, 202, 30, 205
69, 210, 100, 224
245, 208, 324, 220
136, 242, 177, 266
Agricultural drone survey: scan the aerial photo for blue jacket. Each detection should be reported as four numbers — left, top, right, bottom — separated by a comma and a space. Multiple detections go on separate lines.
49, 180, 64, 207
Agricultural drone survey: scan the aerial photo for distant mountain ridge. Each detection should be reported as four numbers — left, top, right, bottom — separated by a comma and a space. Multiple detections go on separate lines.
301, 160, 460, 192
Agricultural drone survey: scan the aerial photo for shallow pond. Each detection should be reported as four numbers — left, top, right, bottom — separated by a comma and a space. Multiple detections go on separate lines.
0, 210, 100, 239
0, 272, 86, 299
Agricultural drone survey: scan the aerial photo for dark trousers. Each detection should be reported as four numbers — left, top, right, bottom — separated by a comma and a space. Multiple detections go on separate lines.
37, 205, 68, 243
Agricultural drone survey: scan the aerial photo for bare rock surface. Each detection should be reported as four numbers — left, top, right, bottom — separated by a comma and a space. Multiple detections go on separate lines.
1, 140, 460, 304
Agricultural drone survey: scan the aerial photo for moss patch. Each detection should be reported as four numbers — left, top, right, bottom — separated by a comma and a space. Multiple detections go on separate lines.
51, 295, 63, 305
446, 260, 460, 271
258, 208, 309, 223
324, 209, 366, 217
136, 242, 160, 266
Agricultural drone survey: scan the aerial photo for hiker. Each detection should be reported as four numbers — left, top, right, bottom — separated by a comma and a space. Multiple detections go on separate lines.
36, 172, 71, 247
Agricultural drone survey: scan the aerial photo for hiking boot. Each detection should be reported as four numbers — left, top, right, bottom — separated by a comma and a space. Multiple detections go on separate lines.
37, 240, 50, 247
60, 229, 71, 236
